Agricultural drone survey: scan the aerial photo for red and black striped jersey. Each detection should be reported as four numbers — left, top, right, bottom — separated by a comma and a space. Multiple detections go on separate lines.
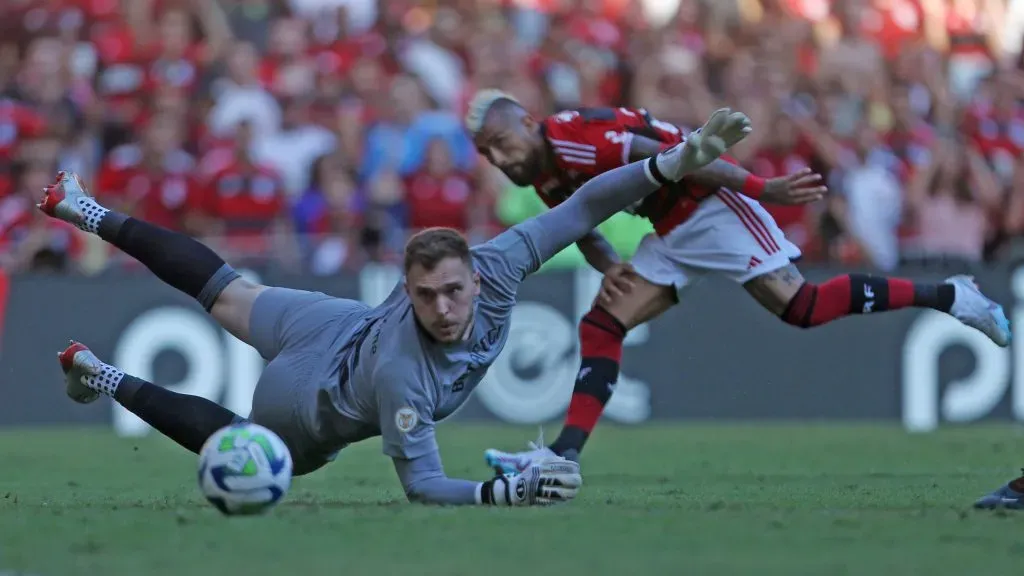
531, 106, 715, 236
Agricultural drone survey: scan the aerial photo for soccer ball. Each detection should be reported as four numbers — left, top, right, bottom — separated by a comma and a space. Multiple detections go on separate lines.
197, 423, 293, 516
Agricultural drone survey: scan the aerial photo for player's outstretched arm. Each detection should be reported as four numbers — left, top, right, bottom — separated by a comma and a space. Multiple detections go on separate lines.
687, 160, 826, 206
378, 373, 582, 506
471, 109, 751, 289
393, 452, 582, 506
628, 133, 825, 206
525, 108, 751, 264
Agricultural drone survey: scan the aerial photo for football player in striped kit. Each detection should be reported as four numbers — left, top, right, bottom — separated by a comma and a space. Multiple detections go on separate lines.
467, 90, 1011, 471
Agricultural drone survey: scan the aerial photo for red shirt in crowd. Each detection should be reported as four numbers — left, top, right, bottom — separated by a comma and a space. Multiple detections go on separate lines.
96, 144, 197, 231
189, 161, 288, 251
0, 194, 83, 258
0, 99, 47, 198
861, 0, 924, 60
967, 104, 1024, 180
404, 171, 475, 232
748, 141, 817, 243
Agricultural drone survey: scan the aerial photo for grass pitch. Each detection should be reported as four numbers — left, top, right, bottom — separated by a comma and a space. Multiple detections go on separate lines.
0, 424, 1022, 576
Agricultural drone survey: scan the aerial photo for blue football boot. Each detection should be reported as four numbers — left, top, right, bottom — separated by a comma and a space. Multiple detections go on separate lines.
974, 470, 1024, 510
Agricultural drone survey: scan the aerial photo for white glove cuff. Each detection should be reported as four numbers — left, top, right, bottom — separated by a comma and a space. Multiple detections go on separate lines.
481, 475, 518, 506
644, 154, 670, 186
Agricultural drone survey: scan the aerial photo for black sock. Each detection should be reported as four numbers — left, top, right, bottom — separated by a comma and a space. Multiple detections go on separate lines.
914, 283, 956, 313
114, 375, 243, 454
98, 214, 239, 311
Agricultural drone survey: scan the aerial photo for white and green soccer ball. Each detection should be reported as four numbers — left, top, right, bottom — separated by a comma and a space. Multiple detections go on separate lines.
197, 423, 293, 516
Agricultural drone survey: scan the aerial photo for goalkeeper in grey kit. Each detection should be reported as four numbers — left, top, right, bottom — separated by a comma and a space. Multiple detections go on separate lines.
42, 108, 752, 507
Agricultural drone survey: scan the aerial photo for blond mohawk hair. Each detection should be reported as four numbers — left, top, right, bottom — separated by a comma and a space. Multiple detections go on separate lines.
465, 89, 521, 136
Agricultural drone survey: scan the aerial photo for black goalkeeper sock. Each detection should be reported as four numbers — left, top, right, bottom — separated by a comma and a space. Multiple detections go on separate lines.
97, 213, 239, 311
114, 375, 243, 454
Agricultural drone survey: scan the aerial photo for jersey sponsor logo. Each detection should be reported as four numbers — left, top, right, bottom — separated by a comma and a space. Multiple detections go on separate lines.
395, 407, 418, 433
370, 323, 382, 354
451, 326, 502, 393
451, 373, 467, 393
863, 284, 876, 313
553, 110, 579, 123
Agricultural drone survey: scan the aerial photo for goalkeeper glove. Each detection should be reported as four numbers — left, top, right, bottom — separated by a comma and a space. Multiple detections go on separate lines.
481, 460, 582, 506
647, 107, 752, 184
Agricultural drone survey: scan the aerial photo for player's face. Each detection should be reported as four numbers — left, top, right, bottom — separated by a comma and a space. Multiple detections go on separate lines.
405, 257, 481, 343
475, 116, 544, 186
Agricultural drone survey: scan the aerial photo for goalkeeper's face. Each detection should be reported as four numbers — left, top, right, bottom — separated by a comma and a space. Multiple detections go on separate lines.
405, 256, 481, 344
475, 115, 545, 187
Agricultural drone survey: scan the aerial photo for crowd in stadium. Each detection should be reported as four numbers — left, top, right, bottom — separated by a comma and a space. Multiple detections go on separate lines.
0, 0, 1022, 275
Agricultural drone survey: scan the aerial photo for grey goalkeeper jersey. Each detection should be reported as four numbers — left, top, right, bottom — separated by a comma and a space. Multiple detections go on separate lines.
306, 160, 663, 502
319, 217, 548, 460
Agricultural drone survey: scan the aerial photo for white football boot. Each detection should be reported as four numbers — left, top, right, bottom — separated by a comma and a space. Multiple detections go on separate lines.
485, 430, 569, 475
58, 340, 105, 404
946, 275, 1011, 347
36, 170, 103, 231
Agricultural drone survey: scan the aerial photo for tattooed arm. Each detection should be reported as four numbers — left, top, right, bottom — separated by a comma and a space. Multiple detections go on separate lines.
628, 134, 825, 206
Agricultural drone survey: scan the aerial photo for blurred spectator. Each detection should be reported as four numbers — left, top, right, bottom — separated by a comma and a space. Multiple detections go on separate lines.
208, 41, 281, 140
361, 74, 474, 181
294, 152, 363, 274
904, 137, 1002, 263
0, 160, 81, 272
0, 97, 48, 196
362, 169, 407, 262
253, 96, 336, 196
1, 0, 1024, 275
96, 113, 195, 231
404, 136, 477, 232
224, 0, 289, 51
186, 120, 295, 265
834, 124, 906, 271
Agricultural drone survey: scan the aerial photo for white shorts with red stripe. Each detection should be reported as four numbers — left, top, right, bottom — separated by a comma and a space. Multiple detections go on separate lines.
630, 189, 801, 292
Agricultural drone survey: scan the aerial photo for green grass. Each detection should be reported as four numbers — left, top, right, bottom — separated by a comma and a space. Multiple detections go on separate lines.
1, 424, 1023, 576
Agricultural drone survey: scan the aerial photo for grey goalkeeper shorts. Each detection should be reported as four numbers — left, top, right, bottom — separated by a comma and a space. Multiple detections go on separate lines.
246, 287, 371, 475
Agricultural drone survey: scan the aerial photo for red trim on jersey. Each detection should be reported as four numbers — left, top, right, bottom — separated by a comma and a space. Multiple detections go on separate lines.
721, 189, 781, 253
731, 191, 781, 253
716, 190, 780, 255
550, 138, 598, 167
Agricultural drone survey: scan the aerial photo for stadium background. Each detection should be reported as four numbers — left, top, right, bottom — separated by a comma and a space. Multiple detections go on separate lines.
3, 0, 1024, 574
